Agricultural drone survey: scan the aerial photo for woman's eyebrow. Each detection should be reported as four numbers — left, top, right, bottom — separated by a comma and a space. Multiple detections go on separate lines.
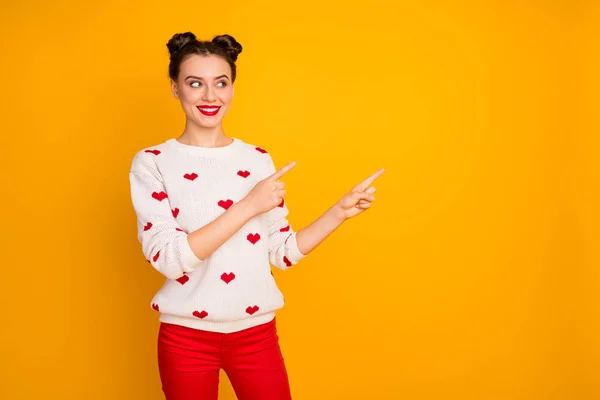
185, 74, 230, 80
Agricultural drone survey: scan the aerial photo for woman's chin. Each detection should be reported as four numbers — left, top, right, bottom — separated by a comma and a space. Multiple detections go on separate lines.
194, 117, 223, 128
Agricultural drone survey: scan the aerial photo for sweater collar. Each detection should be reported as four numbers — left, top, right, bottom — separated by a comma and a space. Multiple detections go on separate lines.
165, 137, 243, 158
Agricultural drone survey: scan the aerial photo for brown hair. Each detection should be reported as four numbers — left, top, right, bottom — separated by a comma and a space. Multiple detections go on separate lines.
166, 32, 243, 82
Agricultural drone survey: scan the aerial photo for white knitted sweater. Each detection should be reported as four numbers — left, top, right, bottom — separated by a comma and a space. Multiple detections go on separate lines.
129, 137, 306, 333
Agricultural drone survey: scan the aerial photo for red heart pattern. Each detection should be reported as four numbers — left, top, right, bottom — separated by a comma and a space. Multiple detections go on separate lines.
218, 199, 233, 210
246, 305, 259, 315
184, 172, 198, 181
221, 272, 235, 284
138, 145, 303, 323
247, 233, 260, 244
152, 191, 168, 201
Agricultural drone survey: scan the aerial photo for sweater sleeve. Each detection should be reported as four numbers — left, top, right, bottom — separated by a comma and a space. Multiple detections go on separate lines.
129, 151, 203, 279
264, 153, 307, 270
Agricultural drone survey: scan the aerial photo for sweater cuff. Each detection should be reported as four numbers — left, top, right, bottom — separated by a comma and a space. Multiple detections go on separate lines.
178, 234, 203, 273
286, 232, 306, 263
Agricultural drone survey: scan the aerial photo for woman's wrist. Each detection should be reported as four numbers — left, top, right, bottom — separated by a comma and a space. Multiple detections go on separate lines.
234, 198, 257, 221
330, 202, 348, 223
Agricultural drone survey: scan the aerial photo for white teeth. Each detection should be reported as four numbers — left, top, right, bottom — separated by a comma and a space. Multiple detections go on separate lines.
200, 107, 219, 111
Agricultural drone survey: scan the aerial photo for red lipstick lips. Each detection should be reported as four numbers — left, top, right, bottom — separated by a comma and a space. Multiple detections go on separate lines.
197, 105, 221, 116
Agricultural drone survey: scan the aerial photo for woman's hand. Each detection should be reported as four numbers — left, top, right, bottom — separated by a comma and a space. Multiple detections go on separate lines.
335, 168, 385, 220
242, 161, 296, 217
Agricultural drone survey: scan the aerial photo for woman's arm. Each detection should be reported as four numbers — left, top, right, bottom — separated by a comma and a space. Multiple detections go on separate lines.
295, 168, 385, 256
130, 151, 293, 279
184, 161, 296, 264
130, 157, 257, 280
185, 200, 254, 259
295, 204, 347, 256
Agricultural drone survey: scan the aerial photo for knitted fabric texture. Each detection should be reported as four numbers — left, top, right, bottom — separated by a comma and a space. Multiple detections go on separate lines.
129, 137, 306, 333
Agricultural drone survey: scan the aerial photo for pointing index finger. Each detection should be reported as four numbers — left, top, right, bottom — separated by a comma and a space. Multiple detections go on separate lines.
354, 168, 385, 191
270, 161, 296, 181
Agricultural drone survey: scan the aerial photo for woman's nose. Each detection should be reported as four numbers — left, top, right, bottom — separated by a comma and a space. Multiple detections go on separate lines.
203, 86, 216, 101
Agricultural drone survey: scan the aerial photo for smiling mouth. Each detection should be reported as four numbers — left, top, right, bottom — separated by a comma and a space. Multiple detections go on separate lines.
197, 106, 221, 116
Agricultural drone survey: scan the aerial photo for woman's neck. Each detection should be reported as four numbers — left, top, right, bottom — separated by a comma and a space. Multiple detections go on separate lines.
178, 122, 232, 148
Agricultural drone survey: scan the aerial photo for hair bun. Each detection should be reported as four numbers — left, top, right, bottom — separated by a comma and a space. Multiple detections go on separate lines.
167, 32, 197, 58
212, 34, 243, 61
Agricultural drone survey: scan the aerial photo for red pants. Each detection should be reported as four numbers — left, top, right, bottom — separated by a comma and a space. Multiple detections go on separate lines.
157, 318, 292, 400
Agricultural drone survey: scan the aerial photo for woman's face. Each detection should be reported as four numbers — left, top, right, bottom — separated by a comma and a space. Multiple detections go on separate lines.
171, 54, 234, 129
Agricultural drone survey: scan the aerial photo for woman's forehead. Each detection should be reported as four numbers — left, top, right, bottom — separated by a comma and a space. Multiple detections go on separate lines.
180, 54, 231, 78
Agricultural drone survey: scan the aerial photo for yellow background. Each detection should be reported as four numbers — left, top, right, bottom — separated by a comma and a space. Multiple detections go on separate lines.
0, 1, 597, 399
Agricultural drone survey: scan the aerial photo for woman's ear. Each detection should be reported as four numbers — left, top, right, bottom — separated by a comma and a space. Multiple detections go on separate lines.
170, 79, 179, 99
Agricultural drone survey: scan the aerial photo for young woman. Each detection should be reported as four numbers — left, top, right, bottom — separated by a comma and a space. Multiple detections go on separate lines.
129, 32, 384, 400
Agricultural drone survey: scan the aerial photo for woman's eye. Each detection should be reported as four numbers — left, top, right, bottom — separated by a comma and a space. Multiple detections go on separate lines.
190, 81, 226, 88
